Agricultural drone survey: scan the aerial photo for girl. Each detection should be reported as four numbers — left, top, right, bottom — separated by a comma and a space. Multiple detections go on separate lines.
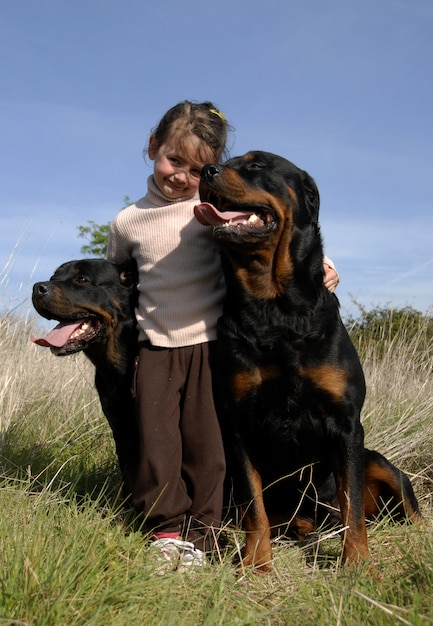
107, 100, 339, 568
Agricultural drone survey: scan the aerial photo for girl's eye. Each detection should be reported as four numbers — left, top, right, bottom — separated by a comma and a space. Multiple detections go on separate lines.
191, 169, 201, 178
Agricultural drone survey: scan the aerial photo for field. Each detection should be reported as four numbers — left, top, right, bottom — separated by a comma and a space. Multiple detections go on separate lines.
0, 301, 432, 625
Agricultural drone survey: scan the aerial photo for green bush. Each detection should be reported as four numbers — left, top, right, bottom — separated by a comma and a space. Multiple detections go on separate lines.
347, 303, 433, 348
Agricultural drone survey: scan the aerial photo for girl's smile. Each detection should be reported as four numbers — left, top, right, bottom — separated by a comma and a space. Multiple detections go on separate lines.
148, 133, 214, 200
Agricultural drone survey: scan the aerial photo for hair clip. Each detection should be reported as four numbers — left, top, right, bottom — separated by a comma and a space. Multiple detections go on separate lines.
210, 108, 227, 121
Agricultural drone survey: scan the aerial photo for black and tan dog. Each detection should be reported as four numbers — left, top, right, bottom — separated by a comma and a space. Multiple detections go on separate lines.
31, 258, 139, 496
194, 151, 420, 570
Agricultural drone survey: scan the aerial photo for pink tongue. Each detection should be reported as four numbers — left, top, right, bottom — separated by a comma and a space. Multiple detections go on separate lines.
31, 321, 82, 348
194, 202, 252, 226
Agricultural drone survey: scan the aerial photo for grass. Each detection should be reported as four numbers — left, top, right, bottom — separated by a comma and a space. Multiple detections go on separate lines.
0, 295, 432, 624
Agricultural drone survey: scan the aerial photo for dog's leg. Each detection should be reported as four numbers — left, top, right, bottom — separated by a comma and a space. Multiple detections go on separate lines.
241, 459, 272, 571
363, 449, 421, 523
334, 425, 369, 564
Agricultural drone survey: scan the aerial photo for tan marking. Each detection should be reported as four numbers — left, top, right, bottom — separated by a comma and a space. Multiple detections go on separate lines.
285, 185, 299, 205
341, 526, 370, 564
227, 196, 295, 300
235, 263, 278, 300
242, 461, 272, 571
232, 365, 280, 403
335, 472, 369, 564
364, 463, 422, 523
77, 303, 121, 369
268, 513, 315, 541
211, 167, 300, 300
300, 364, 347, 402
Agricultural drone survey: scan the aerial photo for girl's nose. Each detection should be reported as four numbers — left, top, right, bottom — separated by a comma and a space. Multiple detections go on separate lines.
174, 170, 188, 183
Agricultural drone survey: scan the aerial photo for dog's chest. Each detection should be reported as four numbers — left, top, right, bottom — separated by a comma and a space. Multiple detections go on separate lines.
221, 325, 313, 410
218, 310, 339, 435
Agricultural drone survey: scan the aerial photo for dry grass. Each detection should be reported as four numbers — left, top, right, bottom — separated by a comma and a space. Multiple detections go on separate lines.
355, 312, 433, 500
0, 307, 118, 494
0, 294, 432, 624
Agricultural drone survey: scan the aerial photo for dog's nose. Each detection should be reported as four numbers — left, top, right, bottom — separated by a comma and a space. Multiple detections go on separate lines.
201, 164, 220, 182
33, 282, 49, 296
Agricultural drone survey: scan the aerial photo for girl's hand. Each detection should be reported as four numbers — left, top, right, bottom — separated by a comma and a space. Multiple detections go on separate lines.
324, 263, 340, 293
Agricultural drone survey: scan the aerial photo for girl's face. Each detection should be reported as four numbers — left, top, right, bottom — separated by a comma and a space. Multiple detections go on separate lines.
148, 132, 215, 200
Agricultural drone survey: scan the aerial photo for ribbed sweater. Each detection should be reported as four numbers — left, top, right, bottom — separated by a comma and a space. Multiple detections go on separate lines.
107, 176, 225, 348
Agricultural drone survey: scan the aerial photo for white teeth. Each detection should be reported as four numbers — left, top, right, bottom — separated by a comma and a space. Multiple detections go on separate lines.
221, 214, 260, 228
71, 322, 88, 338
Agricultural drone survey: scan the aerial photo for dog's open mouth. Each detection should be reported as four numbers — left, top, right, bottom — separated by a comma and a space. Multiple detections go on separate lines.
31, 317, 103, 355
194, 202, 273, 232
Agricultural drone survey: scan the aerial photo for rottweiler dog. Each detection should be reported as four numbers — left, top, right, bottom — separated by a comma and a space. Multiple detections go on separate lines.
194, 151, 420, 570
31, 258, 139, 496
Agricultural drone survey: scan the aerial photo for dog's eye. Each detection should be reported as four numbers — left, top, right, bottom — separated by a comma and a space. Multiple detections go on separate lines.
247, 162, 264, 170
75, 275, 89, 285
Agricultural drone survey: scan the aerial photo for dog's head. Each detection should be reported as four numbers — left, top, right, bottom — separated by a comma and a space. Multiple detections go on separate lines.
194, 151, 323, 298
195, 151, 320, 238
31, 258, 137, 361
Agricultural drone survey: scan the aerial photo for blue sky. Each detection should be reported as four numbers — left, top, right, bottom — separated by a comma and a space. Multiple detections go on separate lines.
1, 0, 432, 320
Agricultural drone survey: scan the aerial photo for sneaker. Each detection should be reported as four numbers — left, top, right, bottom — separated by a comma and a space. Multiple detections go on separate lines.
149, 538, 207, 574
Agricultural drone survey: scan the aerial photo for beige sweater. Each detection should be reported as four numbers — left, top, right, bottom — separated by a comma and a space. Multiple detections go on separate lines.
107, 177, 225, 347
107, 176, 337, 347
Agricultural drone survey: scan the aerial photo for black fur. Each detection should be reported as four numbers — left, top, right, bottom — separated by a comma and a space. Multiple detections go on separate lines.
32, 258, 139, 495
196, 151, 420, 569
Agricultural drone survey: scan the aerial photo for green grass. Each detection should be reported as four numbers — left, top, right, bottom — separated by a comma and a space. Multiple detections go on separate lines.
0, 300, 432, 624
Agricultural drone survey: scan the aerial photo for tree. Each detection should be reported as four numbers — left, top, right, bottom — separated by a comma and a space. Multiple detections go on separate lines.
77, 220, 110, 258
77, 196, 132, 258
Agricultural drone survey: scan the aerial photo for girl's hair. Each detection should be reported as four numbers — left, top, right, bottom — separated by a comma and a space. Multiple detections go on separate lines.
145, 100, 231, 163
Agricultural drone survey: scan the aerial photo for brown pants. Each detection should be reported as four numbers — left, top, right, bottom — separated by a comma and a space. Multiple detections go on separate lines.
132, 341, 225, 551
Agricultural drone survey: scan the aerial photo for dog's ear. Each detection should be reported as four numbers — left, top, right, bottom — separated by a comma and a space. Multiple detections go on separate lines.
118, 258, 138, 288
301, 171, 320, 223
